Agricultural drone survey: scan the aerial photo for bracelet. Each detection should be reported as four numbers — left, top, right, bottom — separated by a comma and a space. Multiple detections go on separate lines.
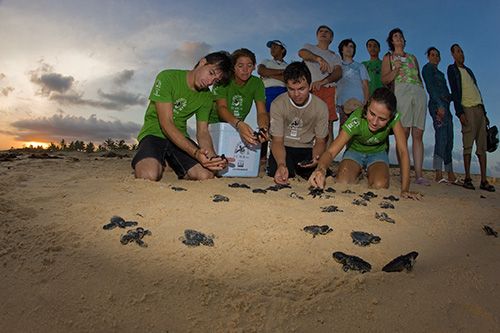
234, 120, 242, 129
193, 148, 200, 158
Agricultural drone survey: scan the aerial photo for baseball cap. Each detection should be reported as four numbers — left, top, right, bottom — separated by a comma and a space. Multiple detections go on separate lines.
266, 40, 287, 50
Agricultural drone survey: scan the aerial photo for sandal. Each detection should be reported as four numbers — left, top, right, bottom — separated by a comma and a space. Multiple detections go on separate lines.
480, 181, 495, 192
415, 177, 431, 186
463, 178, 475, 190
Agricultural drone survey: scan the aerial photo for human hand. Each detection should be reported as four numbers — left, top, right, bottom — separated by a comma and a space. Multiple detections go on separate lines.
436, 107, 445, 125
274, 164, 289, 185
308, 168, 326, 189
253, 127, 269, 143
297, 155, 320, 169
311, 80, 324, 92
237, 121, 259, 145
197, 150, 228, 171
317, 57, 332, 73
401, 191, 423, 200
459, 113, 468, 127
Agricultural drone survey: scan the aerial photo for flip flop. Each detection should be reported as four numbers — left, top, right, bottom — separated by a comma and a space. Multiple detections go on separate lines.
450, 179, 463, 186
415, 177, 431, 186
437, 178, 448, 184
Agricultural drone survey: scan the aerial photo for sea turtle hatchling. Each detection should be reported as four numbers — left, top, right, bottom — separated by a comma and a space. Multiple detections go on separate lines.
360, 191, 378, 201
103, 216, 138, 230
351, 231, 381, 246
212, 194, 229, 202
228, 183, 251, 189
482, 225, 498, 237
289, 192, 304, 200
303, 225, 333, 238
252, 188, 268, 194
266, 184, 292, 191
171, 186, 187, 192
383, 195, 400, 201
342, 189, 355, 194
352, 198, 368, 206
180, 229, 214, 247
320, 205, 343, 213
382, 251, 419, 272
375, 212, 395, 224
332, 251, 371, 273
379, 201, 395, 209
120, 227, 152, 247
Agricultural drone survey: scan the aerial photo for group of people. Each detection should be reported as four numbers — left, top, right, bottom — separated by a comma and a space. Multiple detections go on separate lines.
131, 25, 495, 198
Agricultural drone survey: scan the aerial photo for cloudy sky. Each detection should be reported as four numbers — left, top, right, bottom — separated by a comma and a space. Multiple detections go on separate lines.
1, 0, 499, 176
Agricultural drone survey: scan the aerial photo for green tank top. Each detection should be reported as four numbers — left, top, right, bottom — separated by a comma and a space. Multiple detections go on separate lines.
390, 53, 422, 87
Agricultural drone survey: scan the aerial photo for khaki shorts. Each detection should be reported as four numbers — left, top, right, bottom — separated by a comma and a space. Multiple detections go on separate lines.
462, 105, 487, 155
394, 83, 427, 129
313, 86, 337, 122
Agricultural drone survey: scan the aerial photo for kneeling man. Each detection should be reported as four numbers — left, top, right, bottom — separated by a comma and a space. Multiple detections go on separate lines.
267, 61, 329, 184
132, 52, 232, 181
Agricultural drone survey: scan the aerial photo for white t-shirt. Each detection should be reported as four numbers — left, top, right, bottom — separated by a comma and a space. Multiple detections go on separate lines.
301, 43, 341, 87
259, 58, 288, 88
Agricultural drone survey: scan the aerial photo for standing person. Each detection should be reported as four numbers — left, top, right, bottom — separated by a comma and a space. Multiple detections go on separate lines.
211, 48, 269, 146
309, 87, 421, 200
336, 38, 369, 127
258, 40, 288, 159
298, 25, 342, 142
362, 38, 384, 95
447, 44, 495, 191
422, 47, 457, 184
381, 28, 429, 185
132, 51, 232, 181
267, 62, 329, 185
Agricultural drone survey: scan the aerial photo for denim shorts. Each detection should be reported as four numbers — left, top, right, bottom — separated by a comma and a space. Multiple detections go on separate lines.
342, 149, 389, 169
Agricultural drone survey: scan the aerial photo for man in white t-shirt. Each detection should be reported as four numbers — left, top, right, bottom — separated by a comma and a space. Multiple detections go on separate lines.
267, 62, 329, 184
299, 25, 342, 141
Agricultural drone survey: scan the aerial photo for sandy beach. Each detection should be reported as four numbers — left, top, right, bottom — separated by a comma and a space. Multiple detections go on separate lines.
0, 151, 498, 332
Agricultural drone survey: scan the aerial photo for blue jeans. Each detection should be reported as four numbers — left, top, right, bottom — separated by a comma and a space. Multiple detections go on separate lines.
429, 104, 454, 172
342, 149, 389, 169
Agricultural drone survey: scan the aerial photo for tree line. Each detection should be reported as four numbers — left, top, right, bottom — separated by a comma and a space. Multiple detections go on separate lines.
21, 138, 137, 153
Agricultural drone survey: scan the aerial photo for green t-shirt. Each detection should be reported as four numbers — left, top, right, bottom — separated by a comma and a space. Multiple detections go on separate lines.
341, 108, 400, 153
137, 70, 213, 141
362, 59, 383, 95
209, 75, 265, 123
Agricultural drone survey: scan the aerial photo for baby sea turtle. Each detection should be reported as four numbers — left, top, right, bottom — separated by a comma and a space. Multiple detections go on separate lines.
289, 192, 304, 200
308, 187, 333, 199
171, 186, 187, 192
120, 227, 151, 247
332, 251, 371, 273
212, 194, 229, 202
325, 187, 336, 193
352, 198, 368, 206
303, 225, 333, 238
351, 231, 381, 246
383, 195, 400, 201
209, 154, 227, 162
375, 212, 395, 224
360, 191, 378, 201
266, 184, 291, 191
379, 201, 395, 209
103, 216, 138, 230
483, 225, 498, 237
253, 128, 268, 140
342, 189, 355, 194
252, 188, 267, 194
382, 251, 419, 272
228, 182, 251, 189
320, 205, 343, 213
180, 229, 214, 247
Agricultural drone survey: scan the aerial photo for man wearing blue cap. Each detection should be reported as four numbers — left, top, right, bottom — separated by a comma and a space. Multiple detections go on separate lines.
258, 40, 288, 159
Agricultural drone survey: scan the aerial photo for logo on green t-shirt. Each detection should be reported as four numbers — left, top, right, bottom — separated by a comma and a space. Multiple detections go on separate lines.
153, 79, 162, 97
231, 95, 243, 118
174, 98, 187, 114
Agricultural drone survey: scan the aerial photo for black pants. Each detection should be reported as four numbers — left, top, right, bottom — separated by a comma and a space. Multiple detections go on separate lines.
266, 146, 314, 180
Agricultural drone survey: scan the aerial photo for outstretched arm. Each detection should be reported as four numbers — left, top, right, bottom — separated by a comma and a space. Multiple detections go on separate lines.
393, 121, 422, 200
309, 130, 351, 188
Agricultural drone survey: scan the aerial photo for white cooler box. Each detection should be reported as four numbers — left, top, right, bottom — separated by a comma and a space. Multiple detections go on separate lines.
209, 123, 261, 177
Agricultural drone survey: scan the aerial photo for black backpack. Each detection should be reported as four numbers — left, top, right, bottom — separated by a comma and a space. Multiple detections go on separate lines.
487, 124, 499, 153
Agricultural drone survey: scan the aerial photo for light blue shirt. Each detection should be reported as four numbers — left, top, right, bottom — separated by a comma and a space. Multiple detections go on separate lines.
336, 61, 369, 106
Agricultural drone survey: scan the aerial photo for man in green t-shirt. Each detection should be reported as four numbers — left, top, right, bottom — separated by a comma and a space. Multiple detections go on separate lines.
362, 39, 383, 95
132, 51, 232, 181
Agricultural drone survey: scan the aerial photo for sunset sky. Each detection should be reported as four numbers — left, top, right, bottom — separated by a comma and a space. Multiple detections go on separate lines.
1, 0, 499, 175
